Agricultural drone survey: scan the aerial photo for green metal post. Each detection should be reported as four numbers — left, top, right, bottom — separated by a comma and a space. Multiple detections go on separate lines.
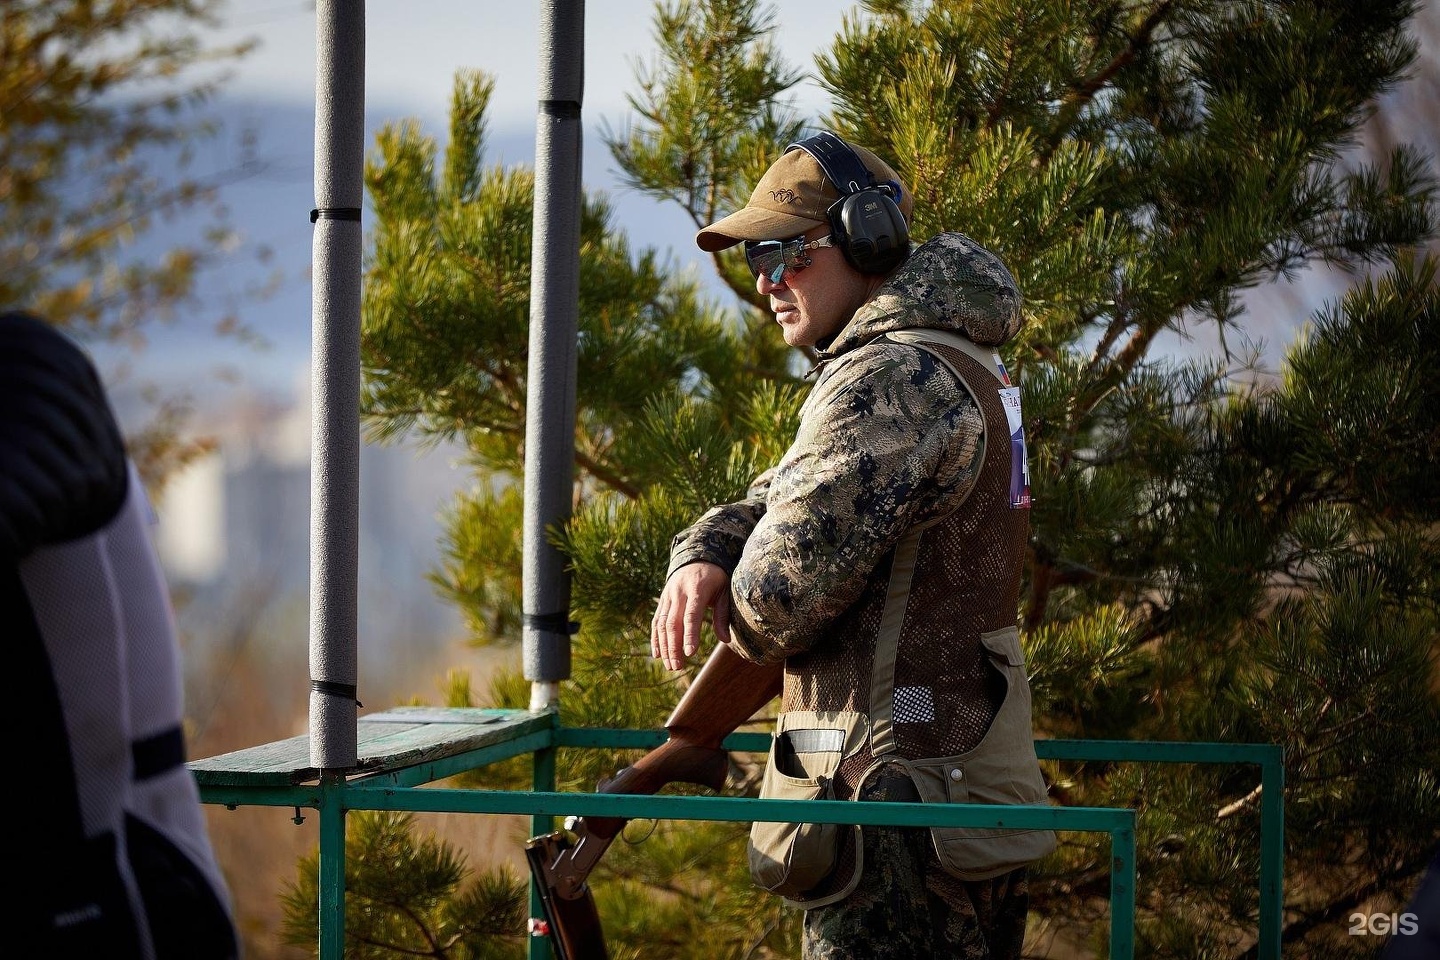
1258, 748, 1285, 959
528, 712, 559, 960
1110, 814, 1137, 960
318, 773, 347, 960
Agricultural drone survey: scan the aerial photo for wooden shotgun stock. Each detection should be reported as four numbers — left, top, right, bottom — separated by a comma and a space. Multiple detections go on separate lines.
526, 643, 784, 960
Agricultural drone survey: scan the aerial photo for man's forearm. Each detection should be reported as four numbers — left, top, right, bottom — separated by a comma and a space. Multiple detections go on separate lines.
666, 497, 766, 577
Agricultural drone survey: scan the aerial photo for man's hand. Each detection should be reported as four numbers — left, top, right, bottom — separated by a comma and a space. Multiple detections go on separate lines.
651, 561, 732, 670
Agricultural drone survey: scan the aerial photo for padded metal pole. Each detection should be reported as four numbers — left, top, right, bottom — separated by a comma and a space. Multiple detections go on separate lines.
522, 0, 585, 709
308, 0, 364, 768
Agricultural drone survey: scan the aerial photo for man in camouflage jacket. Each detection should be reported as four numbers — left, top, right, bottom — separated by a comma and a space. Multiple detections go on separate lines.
652, 135, 1052, 960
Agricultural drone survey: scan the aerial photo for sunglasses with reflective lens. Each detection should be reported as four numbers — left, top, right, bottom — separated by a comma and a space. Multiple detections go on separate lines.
743, 234, 836, 284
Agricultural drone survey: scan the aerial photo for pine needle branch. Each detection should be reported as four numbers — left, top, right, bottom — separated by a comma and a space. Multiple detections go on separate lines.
1051, 0, 1178, 137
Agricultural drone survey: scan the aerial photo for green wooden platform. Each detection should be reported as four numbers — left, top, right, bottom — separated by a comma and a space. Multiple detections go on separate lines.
190, 707, 552, 789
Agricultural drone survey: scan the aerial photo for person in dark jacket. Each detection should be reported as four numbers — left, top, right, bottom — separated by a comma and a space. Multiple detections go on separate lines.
650, 135, 1052, 959
1, 310, 239, 959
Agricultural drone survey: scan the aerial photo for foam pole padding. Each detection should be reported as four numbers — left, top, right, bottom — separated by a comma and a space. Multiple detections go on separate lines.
308, 0, 364, 768
522, 0, 585, 700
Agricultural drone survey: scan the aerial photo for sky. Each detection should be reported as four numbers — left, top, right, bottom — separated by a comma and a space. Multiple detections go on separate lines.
94, 0, 858, 402
215, 0, 848, 126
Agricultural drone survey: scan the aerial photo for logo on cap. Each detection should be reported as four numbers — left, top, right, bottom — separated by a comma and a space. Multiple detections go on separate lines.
769, 188, 799, 205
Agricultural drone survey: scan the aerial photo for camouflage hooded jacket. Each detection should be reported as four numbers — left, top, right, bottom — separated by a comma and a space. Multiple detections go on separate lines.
667, 233, 1057, 895
667, 232, 1024, 675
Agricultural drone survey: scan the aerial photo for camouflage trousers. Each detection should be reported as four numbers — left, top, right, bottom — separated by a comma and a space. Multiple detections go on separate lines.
802, 774, 1030, 960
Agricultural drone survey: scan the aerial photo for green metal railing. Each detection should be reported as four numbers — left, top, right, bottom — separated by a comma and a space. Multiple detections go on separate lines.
196, 716, 1283, 960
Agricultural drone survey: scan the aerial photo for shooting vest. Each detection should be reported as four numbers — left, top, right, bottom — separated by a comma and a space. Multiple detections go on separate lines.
748, 328, 1055, 908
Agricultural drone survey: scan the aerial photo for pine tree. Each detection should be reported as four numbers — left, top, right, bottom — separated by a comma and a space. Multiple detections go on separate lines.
287, 2, 1439, 957
0, 0, 263, 486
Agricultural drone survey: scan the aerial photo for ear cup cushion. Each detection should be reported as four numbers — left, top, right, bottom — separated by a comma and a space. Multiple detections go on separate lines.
830, 190, 910, 274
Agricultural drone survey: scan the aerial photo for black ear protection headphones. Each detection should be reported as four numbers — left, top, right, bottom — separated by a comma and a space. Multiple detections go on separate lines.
785, 131, 910, 275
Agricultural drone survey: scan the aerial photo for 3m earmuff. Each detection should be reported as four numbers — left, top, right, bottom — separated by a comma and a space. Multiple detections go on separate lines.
785, 132, 910, 275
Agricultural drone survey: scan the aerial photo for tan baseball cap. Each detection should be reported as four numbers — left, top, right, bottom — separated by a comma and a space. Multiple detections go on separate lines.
696, 141, 912, 252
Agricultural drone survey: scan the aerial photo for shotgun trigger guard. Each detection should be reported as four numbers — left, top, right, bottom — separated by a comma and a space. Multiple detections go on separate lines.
620, 817, 658, 844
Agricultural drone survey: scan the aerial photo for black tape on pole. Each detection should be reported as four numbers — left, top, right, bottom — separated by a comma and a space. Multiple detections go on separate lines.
310, 207, 362, 223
